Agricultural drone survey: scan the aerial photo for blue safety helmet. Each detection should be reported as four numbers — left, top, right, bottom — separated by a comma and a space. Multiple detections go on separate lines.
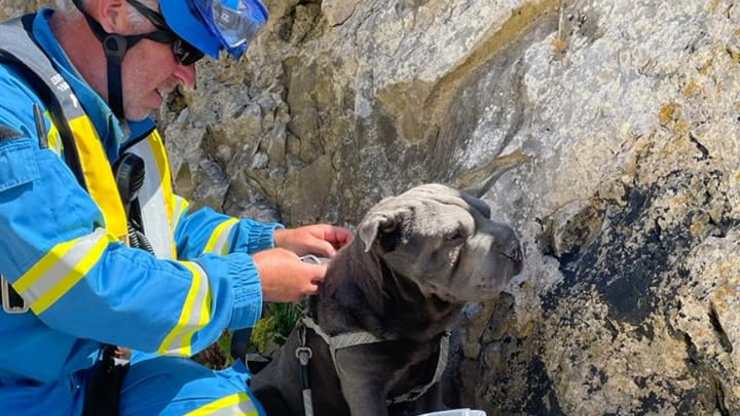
159, 0, 269, 59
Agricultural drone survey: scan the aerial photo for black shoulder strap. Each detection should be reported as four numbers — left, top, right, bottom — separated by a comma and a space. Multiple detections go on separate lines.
0, 14, 86, 190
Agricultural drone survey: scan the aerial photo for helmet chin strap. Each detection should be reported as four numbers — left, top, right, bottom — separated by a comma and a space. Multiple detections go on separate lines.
71, 0, 143, 121
100, 35, 128, 122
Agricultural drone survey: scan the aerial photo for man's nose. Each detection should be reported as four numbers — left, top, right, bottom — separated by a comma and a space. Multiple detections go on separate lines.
173, 63, 196, 89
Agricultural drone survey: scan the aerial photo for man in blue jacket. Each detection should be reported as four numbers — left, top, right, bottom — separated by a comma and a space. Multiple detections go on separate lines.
0, 0, 351, 414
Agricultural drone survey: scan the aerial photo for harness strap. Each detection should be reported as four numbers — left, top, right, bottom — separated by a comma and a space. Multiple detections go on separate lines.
295, 324, 314, 416
301, 316, 388, 377
300, 316, 451, 404
387, 331, 450, 405
0, 14, 130, 243
0, 16, 86, 188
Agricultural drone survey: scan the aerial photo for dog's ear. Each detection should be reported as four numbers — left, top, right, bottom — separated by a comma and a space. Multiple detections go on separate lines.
358, 214, 401, 253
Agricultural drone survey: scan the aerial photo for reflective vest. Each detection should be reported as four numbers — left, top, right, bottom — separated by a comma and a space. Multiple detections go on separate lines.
0, 14, 188, 258
0, 15, 185, 312
0, 12, 273, 390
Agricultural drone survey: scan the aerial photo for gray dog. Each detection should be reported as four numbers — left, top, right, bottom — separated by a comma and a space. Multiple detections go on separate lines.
251, 184, 523, 416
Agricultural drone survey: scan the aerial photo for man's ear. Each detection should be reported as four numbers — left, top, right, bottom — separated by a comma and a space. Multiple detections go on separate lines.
95, 0, 129, 34
357, 214, 400, 253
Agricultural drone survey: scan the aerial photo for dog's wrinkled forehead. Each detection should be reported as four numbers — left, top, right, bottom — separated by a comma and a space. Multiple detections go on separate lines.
373, 184, 489, 218
397, 184, 467, 205
358, 184, 490, 252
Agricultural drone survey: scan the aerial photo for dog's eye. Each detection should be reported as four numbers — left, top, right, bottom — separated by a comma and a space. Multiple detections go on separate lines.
380, 221, 398, 234
444, 229, 467, 245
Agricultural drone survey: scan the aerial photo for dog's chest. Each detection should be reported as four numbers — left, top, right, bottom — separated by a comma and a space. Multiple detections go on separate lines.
334, 336, 442, 400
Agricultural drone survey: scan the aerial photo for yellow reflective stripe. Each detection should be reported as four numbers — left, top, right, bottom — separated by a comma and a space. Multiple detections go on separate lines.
46, 122, 62, 155
158, 261, 212, 357
185, 392, 258, 416
172, 196, 190, 258
203, 218, 239, 255
13, 239, 78, 293
69, 116, 128, 242
14, 229, 110, 315
173, 196, 190, 228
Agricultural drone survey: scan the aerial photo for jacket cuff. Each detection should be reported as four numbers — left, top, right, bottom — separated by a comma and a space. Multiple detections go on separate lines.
239, 218, 284, 254
228, 253, 263, 330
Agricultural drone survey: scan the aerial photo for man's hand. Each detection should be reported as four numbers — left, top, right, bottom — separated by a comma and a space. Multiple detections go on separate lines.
253, 248, 327, 302
274, 224, 353, 258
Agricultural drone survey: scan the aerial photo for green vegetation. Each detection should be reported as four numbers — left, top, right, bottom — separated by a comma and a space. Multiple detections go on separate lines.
251, 303, 303, 352
195, 302, 303, 369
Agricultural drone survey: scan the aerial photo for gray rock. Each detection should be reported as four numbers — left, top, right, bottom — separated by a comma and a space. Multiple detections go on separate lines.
153, 0, 740, 412
2, 0, 738, 413
0, 0, 51, 20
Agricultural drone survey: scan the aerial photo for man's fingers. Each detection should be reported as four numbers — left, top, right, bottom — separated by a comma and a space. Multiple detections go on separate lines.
307, 263, 327, 281
302, 263, 323, 296
323, 226, 353, 248
339, 227, 354, 243
309, 239, 336, 258
303, 282, 319, 296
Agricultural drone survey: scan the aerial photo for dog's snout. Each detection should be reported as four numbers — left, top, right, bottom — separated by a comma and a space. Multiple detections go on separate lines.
503, 239, 524, 276
487, 222, 524, 271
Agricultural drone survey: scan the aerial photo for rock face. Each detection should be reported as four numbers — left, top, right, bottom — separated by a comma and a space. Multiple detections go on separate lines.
3, 0, 738, 414
0, 0, 49, 20
170, 0, 738, 414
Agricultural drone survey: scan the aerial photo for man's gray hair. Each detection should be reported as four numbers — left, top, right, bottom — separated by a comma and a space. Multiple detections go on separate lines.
55, 0, 160, 30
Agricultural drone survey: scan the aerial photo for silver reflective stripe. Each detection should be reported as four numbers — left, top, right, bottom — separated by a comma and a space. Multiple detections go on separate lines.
203, 218, 239, 255
13, 228, 109, 315
128, 137, 173, 259
158, 261, 212, 357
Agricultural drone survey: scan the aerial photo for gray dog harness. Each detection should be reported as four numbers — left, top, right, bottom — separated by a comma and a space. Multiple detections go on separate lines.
296, 315, 451, 414
294, 255, 451, 415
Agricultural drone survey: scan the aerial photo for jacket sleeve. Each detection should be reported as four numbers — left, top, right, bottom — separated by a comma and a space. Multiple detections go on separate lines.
172, 195, 284, 259
0, 134, 262, 357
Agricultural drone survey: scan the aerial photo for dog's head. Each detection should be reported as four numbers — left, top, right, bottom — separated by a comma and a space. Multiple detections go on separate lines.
357, 184, 523, 302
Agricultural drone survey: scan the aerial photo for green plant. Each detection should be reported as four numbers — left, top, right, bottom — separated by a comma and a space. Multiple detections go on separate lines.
195, 302, 303, 369
251, 303, 303, 353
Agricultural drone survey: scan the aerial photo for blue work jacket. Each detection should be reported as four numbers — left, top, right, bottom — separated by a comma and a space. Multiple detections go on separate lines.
0, 9, 278, 414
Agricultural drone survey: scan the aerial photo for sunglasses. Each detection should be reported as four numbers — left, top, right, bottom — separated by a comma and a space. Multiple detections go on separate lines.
126, 0, 205, 66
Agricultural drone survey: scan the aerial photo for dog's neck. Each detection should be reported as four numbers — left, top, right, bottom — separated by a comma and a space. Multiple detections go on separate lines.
316, 241, 462, 342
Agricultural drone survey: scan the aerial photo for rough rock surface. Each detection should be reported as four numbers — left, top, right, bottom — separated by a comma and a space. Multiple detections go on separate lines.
0, 0, 49, 20
2, 0, 738, 414
170, 1, 739, 414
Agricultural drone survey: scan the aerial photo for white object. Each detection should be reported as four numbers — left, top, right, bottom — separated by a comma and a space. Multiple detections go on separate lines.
418, 409, 487, 416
